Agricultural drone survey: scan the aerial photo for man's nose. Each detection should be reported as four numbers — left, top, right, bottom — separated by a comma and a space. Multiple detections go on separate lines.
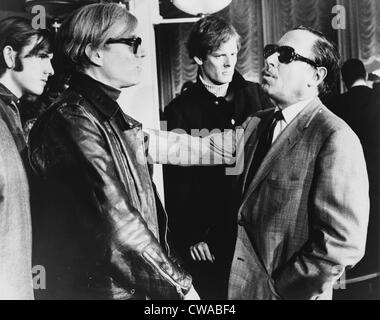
45, 60, 54, 76
264, 52, 278, 69
136, 46, 146, 58
224, 55, 232, 67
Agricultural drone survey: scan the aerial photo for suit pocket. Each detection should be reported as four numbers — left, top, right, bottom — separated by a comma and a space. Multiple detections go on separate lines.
265, 178, 308, 227
250, 178, 310, 272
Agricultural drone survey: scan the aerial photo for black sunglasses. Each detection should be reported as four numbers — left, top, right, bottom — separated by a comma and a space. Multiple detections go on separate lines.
105, 37, 142, 54
264, 44, 320, 68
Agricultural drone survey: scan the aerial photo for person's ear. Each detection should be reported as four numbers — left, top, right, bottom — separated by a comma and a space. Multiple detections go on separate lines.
193, 56, 203, 66
308, 66, 327, 88
85, 44, 103, 67
2, 45, 17, 69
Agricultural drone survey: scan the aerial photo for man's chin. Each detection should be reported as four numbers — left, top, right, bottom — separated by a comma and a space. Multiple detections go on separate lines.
224, 75, 234, 83
261, 82, 270, 93
27, 87, 44, 96
261, 83, 278, 102
212, 79, 232, 86
120, 82, 140, 89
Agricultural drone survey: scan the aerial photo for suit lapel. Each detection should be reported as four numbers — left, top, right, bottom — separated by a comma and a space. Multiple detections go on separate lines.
236, 109, 274, 194
240, 98, 322, 209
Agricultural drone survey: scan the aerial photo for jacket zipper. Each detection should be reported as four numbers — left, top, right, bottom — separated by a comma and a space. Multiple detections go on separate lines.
142, 251, 184, 295
107, 123, 142, 209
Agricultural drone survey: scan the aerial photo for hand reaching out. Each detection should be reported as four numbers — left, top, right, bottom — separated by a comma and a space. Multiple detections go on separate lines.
190, 241, 215, 262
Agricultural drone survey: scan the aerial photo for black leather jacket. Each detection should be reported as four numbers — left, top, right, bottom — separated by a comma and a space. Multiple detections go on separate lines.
29, 73, 192, 300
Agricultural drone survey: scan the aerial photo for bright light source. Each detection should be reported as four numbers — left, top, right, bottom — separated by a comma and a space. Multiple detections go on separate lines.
171, 0, 232, 16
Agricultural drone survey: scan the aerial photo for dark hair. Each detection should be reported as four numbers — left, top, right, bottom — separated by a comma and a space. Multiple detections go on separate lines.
187, 15, 240, 61
293, 26, 340, 95
341, 59, 366, 88
57, 2, 138, 73
0, 16, 52, 76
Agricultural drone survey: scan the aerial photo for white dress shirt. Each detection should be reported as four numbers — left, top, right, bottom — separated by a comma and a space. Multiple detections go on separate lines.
272, 98, 314, 143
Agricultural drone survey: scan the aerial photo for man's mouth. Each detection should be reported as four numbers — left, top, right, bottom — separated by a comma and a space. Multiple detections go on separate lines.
262, 71, 276, 79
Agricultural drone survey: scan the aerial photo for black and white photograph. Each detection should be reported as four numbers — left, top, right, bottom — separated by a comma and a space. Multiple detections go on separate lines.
0, 0, 379, 303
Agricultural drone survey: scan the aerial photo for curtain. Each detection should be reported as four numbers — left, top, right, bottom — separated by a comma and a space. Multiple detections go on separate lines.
337, 0, 380, 71
262, 0, 337, 45
221, 0, 265, 83
156, 0, 380, 110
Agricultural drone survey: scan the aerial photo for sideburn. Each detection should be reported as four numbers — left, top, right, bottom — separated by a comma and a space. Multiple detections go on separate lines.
13, 55, 24, 72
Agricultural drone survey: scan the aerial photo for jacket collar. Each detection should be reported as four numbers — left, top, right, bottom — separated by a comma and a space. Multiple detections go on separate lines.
0, 82, 19, 106
229, 70, 249, 92
240, 97, 323, 204
69, 72, 141, 129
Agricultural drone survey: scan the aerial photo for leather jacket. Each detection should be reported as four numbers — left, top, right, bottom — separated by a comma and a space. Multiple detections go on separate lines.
29, 72, 192, 300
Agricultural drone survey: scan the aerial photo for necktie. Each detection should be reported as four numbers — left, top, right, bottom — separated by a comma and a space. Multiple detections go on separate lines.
244, 110, 284, 190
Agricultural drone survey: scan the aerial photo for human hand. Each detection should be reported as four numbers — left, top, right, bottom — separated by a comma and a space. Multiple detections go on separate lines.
184, 285, 200, 300
189, 242, 215, 262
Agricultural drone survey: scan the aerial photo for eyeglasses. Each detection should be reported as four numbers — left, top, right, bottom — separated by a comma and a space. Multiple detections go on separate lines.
263, 44, 320, 68
105, 37, 142, 54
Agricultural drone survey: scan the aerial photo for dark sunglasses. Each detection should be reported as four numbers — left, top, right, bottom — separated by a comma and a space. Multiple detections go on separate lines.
105, 37, 142, 54
264, 44, 320, 68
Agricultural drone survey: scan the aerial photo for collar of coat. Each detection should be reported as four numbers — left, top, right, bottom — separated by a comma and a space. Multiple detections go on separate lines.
194, 70, 249, 100
0, 82, 19, 106
69, 72, 141, 129
240, 97, 324, 201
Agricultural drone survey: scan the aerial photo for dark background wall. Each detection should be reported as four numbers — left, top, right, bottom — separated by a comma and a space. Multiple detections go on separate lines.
0, 0, 29, 19
0, 0, 25, 11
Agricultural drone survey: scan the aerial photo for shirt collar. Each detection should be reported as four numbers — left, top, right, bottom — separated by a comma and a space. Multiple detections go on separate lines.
0, 82, 19, 106
276, 98, 314, 124
351, 79, 369, 88
69, 72, 140, 129
69, 72, 120, 118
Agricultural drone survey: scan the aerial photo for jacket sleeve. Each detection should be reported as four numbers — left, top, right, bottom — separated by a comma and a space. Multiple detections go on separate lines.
31, 107, 192, 299
145, 128, 238, 167
273, 128, 370, 299
148, 101, 239, 166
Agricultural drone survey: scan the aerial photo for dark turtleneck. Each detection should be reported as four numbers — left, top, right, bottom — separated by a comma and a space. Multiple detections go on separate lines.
79, 73, 122, 102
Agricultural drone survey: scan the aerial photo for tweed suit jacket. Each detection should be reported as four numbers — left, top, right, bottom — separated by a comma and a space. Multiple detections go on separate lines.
0, 92, 33, 300
228, 98, 369, 300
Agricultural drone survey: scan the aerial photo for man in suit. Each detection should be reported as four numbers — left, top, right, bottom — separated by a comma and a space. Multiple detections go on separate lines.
328, 59, 373, 141
330, 60, 380, 300
146, 26, 369, 300
227, 26, 369, 300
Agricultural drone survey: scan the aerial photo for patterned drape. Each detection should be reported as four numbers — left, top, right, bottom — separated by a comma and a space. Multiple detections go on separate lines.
156, 0, 265, 109
156, 0, 380, 110
261, 0, 337, 45
337, 0, 380, 70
